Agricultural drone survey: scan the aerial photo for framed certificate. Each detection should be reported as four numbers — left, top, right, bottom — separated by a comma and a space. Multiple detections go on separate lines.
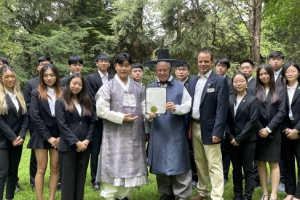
146, 87, 167, 114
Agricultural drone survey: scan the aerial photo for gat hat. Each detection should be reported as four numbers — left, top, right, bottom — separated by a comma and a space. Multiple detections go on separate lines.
143, 49, 185, 67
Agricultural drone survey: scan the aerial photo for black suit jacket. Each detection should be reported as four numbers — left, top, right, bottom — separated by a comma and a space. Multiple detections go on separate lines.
257, 87, 286, 133
24, 76, 39, 130
30, 89, 59, 141
0, 95, 28, 148
225, 75, 234, 95
188, 72, 229, 144
275, 74, 283, 88
55, 98, 96, 152
283, 83, 300, 131
226, 93, 258, 144
60, 75, 71, 88
247, 77, 256, 92
85, 71, 114, 110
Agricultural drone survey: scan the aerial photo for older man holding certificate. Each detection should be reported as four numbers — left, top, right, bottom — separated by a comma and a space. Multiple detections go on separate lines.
145, 49, 192, 200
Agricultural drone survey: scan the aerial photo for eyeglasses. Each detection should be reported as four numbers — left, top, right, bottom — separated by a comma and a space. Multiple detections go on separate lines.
176, 68, 188, 72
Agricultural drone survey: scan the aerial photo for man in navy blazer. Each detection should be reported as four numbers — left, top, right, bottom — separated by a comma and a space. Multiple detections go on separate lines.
189, 50, 228, 200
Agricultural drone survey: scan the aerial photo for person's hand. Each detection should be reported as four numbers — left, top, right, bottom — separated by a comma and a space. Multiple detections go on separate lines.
76, 141, 87, 152
12, 136, 23, 146
123, 113, 138, 122
259, 128, 269, 138
147, 112, 156, 120
212, 136, 221, 143
48, 137, 59, 148
231, 139, 239, 146
166, 102, 176, 112
287, 129, 299, 140
82, 140, 90, 147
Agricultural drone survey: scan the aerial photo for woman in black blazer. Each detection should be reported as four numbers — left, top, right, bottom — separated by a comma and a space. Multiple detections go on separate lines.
27, 64, 62, 200
55, 73, 95, 200
254, 64, 286, 200
281, 62, 300, 200
226, 72, 258, 200
0, 65, 28, 200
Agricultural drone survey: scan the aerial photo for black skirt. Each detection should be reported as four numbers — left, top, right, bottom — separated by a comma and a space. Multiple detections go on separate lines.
255, 128, 281, 162
27, 118, 60, 149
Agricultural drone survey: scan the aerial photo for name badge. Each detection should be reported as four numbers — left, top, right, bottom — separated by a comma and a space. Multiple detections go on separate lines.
207, 88, 215, 93
123, 93, 136, 107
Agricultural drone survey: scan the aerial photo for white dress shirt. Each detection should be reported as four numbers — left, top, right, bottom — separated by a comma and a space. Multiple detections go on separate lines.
47, 87, 56, 116
192, 70, 212, 119
5, 89, 19, 112
287, 82, 298, 120
75, 104, 82, 116
234, 97, 243, 117
98, 70, 109, 85
274, 68, 282, 82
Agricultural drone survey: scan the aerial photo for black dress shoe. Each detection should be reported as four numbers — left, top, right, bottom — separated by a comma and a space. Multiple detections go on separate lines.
57, 182, 61, 191
15, 183, 22, 191
31, 184, 35, 190
160, 194, 175, 200
92, 182, 100, 191
115, 198, 129, 200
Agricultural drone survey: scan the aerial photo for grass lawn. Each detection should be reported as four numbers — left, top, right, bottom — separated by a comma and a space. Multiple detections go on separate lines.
11, 134, 287, 200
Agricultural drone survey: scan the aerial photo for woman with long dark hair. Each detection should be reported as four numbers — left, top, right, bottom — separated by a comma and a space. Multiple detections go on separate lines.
0, 65, 28, 200
226, 72, 258, 200
27, 64, 62, 200
55, 73, 95, 200
281, 62, 300, 200
254, 64, 286, 200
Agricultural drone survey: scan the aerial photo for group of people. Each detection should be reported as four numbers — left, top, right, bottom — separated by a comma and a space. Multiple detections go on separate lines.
0, 49, 299, 200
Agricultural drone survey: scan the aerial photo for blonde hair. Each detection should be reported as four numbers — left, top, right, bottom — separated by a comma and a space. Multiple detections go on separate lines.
0, 65, 27, 115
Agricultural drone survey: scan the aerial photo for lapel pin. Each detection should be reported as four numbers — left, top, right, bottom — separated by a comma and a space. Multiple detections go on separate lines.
243, 100, 245, 102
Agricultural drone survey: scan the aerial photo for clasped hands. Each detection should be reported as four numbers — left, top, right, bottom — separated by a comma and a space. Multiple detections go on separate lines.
258, 128, 269, 138
47, 137, 60, 148
283, 128, 299, 140
76, 140, 90, 152
12, 136, 24, 146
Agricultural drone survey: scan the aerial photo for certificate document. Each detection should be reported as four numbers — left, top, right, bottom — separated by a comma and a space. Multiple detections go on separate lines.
146, 87, 166, 114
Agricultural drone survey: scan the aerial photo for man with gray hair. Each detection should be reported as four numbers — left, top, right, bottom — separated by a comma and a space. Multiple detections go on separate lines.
144, 49, 192, 200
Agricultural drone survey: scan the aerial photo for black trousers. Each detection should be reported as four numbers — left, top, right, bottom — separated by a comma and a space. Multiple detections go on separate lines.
282, 136, 300, 198
90, 119, 103, 183
230, 141, 255, 200
29, 130, 37, 185
188, 138, 198, 182
60, 149, 90, 200
221, 137, 231, 180
0, 145, 22, 200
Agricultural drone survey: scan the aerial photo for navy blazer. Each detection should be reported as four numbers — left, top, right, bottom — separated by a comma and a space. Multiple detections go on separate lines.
283, 83, 300, 131
226, 93, 258, 144
85, 71, 114, 110
0, 95, 28, 148
188, 72, 229, 144
55, 98, 96, 152
24, 76, 39, 130
30, 89, 59, 141
247, 78, 256, 92
257, 87, 286, 133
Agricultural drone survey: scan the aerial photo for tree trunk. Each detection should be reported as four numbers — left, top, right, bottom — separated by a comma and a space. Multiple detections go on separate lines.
248, 0, 262, 66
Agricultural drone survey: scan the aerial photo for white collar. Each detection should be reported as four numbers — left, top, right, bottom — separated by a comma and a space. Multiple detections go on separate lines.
198, 69, 212, 78
248, 76, 253, 82
5, 89, 16, 98
98, 70, 108, 78
274, 68, 282, 75
115, 74, 130, 91
287, 82, 298, 89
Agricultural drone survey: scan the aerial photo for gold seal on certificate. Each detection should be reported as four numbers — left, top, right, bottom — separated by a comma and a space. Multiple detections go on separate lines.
150, 106, 158, 113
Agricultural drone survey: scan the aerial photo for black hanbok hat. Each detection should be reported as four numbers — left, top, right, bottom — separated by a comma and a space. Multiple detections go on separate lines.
143, 49, 185, 67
